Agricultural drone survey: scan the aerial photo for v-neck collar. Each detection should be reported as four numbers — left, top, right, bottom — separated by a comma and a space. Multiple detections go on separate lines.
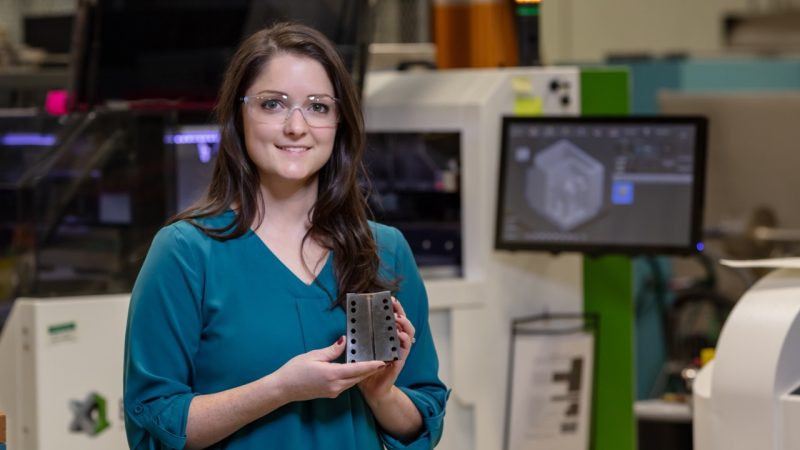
246, 228, 333, 289
219, 209, 333, 291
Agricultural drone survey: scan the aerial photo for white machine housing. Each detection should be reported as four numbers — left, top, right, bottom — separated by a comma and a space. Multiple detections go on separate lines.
0, 295, 130, 450
694, 268, 800, 450
364, 67, 585, 450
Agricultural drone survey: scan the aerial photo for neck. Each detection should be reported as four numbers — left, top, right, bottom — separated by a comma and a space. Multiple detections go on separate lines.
255, 176, 319, 235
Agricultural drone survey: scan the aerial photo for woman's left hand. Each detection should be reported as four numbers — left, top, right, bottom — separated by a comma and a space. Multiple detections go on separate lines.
358, 296, 416, 402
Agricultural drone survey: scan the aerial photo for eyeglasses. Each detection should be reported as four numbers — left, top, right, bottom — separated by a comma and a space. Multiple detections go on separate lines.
241, 92, 339, 128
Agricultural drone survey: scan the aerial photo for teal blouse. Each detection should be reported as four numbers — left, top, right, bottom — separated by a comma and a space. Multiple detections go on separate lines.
123, 211, 449, 449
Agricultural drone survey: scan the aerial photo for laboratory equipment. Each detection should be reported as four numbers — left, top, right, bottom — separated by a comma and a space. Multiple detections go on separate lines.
694, 265, 800, 450
0, 294, 130, 449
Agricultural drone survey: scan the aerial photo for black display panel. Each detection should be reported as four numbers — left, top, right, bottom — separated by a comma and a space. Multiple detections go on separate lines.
495, 116, 707, 255
365, 132, 461, 276
72, 0, 369, 107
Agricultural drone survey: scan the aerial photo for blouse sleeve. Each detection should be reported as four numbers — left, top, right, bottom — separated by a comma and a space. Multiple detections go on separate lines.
123, 223, 204, 450
378, 226, 451, 450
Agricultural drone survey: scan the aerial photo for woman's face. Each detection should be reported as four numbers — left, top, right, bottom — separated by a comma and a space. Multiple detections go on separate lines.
241, 53, 337, 190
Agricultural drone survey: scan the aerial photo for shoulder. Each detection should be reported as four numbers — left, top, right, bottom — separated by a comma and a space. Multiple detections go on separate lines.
151, 210, 238, 254
368, 221, 417, 270
154, 220, 205, 248
369, 221, 403, 246
368, 221, 406, 256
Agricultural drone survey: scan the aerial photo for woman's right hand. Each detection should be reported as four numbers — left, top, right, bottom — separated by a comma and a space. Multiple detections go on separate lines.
275, 336, 387, 402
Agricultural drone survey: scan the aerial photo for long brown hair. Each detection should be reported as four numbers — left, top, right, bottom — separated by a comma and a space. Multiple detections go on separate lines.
171, 22, 394, 306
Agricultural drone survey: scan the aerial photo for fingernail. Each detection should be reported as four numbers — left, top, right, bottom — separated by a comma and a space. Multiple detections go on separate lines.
337, 336, 344, 345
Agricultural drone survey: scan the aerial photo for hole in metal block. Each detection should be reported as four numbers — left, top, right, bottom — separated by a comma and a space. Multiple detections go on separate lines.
351, 318, 356, 323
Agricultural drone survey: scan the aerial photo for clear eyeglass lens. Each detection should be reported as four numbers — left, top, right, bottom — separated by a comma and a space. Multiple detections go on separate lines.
244, 94, 338, 128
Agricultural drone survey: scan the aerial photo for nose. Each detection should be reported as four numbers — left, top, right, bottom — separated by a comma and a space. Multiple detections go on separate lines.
283, 107, 308, 135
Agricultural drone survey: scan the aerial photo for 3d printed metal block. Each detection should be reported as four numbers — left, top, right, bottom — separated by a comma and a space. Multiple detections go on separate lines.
346, 291, 400, 363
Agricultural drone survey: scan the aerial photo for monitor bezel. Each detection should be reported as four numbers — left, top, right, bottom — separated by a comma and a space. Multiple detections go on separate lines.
494, 115, 708, 256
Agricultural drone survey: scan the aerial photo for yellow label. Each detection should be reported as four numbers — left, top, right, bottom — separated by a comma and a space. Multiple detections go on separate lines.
511, 76, 542, 116
513, 96, 543, 116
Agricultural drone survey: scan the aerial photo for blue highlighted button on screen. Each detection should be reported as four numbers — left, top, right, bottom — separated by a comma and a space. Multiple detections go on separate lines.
612, 181, 634, 205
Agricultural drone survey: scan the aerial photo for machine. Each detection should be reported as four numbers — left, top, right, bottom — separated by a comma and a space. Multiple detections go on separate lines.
693, 261, 800, 450
0, 294, 130, 449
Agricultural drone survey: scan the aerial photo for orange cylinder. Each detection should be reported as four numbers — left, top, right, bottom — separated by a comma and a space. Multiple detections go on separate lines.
433, 1, 519, 69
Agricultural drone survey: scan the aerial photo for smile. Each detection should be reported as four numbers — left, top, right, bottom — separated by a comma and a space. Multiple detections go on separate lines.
276, 145, 310, 153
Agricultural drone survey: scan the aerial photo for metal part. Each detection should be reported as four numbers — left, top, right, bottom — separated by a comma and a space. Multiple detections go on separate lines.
705, 206, 779, 259
752, 226, 800, 243
345, 291, 400, 363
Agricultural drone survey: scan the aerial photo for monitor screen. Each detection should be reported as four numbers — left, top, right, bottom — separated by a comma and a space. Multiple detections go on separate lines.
163, 124, 220, 214
495, 116, 707, 255
364, 132, 461, 276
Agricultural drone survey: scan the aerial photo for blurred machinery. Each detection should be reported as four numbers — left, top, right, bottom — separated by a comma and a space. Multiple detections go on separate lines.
0, 294, 130, 449
0, 110, 233, 450
661, 92, 800, 291
610, 57, 800, 408
694, 265, 800, 450
723, 9, 800, 54
0, 110, 183, 316
511, 0, 541, 66
365, 131, 461, 277
364, 67, 579, 283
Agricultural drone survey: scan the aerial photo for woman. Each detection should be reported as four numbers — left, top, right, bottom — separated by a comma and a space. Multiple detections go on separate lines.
123, 22, 449, 449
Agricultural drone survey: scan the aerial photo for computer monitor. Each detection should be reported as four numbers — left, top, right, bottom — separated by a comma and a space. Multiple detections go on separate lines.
495, 116, 707, 255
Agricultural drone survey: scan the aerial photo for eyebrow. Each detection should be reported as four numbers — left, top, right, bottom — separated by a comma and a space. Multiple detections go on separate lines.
253, 89, 335, 98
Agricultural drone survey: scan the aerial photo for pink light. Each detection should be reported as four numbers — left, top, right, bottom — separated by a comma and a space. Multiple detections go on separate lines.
45, 90, 70, 116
